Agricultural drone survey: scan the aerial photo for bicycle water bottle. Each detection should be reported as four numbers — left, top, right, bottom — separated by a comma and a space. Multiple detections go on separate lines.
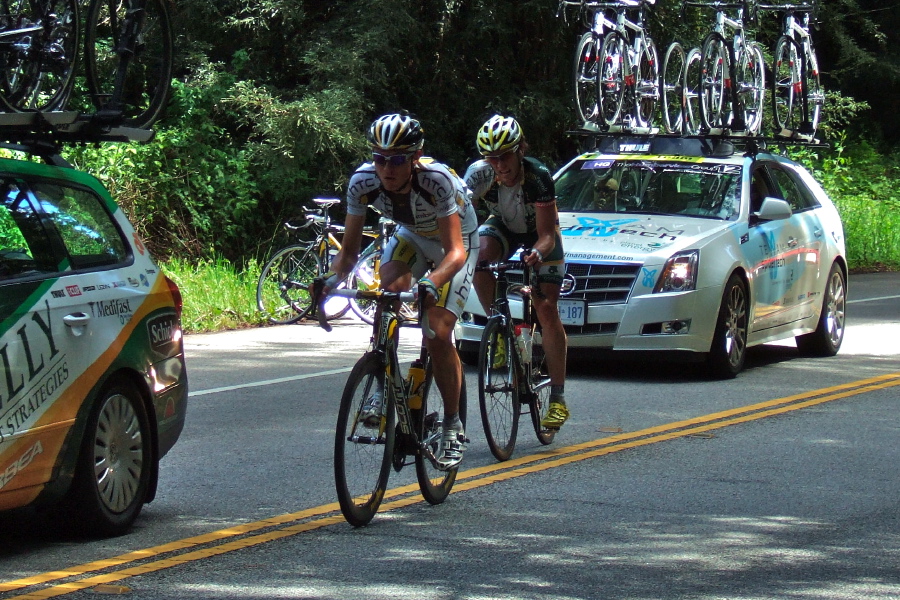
406, 360, 426, 409
514, 324, 532, 363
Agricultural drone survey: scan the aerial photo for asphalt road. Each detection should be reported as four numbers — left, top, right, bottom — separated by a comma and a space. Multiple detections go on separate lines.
0, 272, 898, 600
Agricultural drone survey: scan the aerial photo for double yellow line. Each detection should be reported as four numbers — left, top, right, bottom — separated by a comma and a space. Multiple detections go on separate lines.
4, 372, 899, 600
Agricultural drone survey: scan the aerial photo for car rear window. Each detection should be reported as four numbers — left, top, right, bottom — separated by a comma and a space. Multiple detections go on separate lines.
30, 182, 129, 269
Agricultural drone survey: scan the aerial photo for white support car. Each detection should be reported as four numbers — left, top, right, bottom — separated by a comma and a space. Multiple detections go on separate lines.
455, 137, 847, 378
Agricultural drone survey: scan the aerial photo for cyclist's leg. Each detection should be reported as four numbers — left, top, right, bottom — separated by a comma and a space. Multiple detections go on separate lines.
474, 217, 510, 315
533, 235, 570, 430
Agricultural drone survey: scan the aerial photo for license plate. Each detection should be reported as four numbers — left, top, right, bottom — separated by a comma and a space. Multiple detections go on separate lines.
557, 299, 586, 326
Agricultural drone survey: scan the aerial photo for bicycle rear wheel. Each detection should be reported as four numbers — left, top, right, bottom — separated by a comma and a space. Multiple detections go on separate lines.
478, 317, 519, 461
334, 352, 394, 526
84, 0, 173, 128
573, 31, 600, 125
597, 31, 627, 128
256, 244, 318, 324
699, 33, 730, 131
415, 361, 466, 504
528, 345, 555, 445
661, 42, 686, 134
0, 0, 80, 112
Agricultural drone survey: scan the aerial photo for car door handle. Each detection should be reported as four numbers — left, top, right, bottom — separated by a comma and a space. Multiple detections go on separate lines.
787, 237, 799, 247
64, 312, 91, 336
813, 228, 823, 238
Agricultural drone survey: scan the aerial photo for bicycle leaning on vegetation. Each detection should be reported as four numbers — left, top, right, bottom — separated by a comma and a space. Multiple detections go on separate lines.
256, 198, 353, 325
312, 282, 467, 527
476, 255, 555, 462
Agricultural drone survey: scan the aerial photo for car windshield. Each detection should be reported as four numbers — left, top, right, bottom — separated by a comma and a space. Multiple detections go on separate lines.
555, 158, 741, 220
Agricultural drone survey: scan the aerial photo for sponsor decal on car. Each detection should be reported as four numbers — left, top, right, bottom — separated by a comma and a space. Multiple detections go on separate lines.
147, 313, 179, 356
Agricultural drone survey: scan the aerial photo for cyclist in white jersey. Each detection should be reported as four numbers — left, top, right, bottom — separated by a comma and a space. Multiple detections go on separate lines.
323, 113, 479, 470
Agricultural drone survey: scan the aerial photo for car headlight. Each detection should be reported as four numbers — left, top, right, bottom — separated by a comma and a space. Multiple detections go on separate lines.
653, 250, 699, 293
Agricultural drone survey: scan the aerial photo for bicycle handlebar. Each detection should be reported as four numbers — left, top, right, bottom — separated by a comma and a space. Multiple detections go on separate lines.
756, 2, 815, 12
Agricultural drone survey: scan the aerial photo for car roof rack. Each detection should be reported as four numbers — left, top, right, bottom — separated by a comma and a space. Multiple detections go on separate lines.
0, 111, 154, 167
567, 125, 830, 158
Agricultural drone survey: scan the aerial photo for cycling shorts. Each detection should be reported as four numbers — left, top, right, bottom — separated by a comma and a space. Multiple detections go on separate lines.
479, 215, 566, 286
382, 226, 479, 319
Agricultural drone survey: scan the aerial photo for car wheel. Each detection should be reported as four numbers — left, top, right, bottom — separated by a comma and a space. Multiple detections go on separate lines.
796, 263, 846, 356
59, 380, 154, 537
706, 274, 748, 379
456, 340, 479, 367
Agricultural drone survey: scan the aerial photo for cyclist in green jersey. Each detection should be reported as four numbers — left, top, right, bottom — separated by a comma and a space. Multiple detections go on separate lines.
464, 115, 570, 430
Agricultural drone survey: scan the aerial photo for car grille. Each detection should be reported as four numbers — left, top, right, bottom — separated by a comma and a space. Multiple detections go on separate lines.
508, 263, 641, 304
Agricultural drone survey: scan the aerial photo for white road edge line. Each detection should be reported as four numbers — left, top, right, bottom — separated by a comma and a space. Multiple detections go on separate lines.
848, 294, 900, 304
189, 353, 421, 397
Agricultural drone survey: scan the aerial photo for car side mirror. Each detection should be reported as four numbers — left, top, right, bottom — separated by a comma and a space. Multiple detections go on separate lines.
752, 197, 792, 222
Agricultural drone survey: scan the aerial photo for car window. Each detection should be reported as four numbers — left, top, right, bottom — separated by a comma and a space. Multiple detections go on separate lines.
768, 165, 821, 213
30, 181, 129, 270
556, 159, 740, 220
748, 168, 775, 214
0, 180, 62, 280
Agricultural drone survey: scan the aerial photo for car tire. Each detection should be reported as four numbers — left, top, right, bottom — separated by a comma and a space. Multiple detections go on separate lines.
456, 340, 479, 367
796, 263, 846, 357
58, 380, 154, 537
706, 274, 748, 379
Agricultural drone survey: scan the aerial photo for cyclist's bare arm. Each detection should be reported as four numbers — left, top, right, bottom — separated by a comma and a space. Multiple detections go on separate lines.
527, 201, 559, 266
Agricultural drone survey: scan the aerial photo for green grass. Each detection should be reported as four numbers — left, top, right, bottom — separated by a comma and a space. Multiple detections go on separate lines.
161, 256, 269, 333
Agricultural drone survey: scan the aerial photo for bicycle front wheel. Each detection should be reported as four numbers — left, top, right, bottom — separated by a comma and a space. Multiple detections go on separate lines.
256, 244, 318, 324
573, 31, 600, 125
415, 361, 466, 504
661, 42, 686, 134
683, 47, 703, 135
699, 33, 730, 131
597, 31, 627, 128
478, 317, 519, 461
334, 352, 394, 527
772, 35, 804, 137
348, 246, 381, 325
0, 0, 80, 112
528, 345, 555, 445
84, 0, 173, 128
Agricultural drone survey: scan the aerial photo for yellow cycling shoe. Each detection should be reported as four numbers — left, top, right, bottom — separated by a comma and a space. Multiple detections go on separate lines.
541, 401, 570, 430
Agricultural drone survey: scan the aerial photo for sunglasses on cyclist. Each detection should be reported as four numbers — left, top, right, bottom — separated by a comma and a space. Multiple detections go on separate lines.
484, 145, 519, 162
372, 152, 414, 167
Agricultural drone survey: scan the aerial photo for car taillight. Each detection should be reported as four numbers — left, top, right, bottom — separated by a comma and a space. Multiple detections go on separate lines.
165, 275, 183, 315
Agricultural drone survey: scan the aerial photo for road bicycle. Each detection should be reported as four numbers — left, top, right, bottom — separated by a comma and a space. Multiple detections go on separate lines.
313, 283, 467, 526
759, 1, 822, 139
476, 256, 555, 462
83, 0, 173, 129
662, 43, 704, 135
256, 198, 353, 325
594, 0, 659, 131
0, 0, 80, 112
689, 0, 765, 135
559, 0, 616, 125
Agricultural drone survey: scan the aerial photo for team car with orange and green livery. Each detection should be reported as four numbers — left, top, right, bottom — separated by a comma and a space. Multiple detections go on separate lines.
0, 153, 187, 536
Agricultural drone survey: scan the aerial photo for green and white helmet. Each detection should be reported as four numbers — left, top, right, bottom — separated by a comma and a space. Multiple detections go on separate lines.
367, 114, 425, 151
476, 115, 523, 156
